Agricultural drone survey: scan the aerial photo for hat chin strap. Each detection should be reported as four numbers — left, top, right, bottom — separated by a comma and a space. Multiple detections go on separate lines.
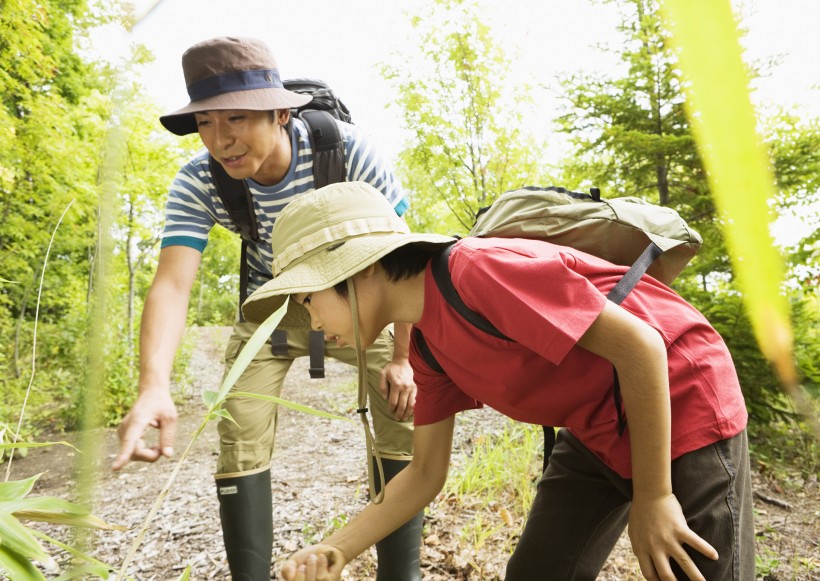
347, 278, 386, 504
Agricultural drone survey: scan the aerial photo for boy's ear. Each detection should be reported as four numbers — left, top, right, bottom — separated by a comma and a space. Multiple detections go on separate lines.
358, 263, 378, 278
277, 108, 291, 125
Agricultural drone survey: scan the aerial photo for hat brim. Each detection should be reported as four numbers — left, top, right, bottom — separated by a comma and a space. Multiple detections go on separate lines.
160, 88, 312, 135
241, 232, 456, 323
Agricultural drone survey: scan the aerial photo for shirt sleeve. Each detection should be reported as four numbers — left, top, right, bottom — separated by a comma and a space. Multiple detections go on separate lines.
160, 154, 218, 252
451, 242, 608, 365
409, 334, 483, 425
341, 123, 409, 216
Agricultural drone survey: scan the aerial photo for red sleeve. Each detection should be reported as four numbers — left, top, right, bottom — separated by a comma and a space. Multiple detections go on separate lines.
409, 330, 482, 426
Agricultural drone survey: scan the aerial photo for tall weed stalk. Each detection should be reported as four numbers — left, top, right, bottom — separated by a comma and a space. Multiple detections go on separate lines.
4, 200, 75, 482
114, 300, 354, 579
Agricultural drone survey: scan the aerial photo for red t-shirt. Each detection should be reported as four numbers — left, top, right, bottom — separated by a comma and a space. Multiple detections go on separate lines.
410, 238, 747, 478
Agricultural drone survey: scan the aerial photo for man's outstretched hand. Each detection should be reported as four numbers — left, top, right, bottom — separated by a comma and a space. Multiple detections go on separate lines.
112, 388, 178, 471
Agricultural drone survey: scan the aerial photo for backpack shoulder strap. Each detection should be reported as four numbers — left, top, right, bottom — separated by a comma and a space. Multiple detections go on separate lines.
298, 110, 346, 188
209, 156, 260, 317
412, 327, 444, 374
606, 242, 663, 304
430, 242, 511, 341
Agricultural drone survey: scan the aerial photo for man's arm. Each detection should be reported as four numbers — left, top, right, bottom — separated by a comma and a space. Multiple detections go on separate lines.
577, 301, 717, 581
280, 416, 456, 581
112, 245, 202, 470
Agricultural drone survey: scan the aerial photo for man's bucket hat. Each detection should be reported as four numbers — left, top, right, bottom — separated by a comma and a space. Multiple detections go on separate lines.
242, 182, 455, 323
159, 36, 312, 136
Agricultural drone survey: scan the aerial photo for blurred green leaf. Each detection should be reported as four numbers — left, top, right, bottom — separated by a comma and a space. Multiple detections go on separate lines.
230, 391, 354, 423
660, 0, 795, 385
0, 544, 45, 580
209, 300, 289, 407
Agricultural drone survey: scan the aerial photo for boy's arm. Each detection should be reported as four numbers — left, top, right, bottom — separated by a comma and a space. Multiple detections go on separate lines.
576, 301, 718, 581
280, 416, 456, 580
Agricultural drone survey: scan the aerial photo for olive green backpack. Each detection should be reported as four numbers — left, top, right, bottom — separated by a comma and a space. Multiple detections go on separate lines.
413, 185, 702, 471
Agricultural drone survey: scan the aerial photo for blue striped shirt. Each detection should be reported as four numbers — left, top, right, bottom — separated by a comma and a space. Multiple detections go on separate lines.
161, 118, 408, 294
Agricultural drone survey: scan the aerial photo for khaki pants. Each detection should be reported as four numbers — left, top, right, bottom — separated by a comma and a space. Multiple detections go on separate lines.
216, 320, 414, 475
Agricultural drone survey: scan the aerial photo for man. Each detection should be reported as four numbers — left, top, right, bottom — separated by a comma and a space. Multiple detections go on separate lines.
111, 37, 423, 581
241, 182, 754, 581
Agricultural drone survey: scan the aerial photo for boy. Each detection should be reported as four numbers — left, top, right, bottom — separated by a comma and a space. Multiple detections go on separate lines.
242, 181, 754, 581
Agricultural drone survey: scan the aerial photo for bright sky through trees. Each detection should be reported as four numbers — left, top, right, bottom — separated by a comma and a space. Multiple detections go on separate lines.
93, 0, 819, 243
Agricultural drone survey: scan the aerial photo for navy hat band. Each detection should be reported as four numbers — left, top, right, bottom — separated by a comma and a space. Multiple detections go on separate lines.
187, 69, 283, 101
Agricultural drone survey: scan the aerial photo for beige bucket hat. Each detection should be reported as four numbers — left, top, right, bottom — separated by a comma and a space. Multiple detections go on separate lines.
241, 182, 455, 323
159, 36, 312, 136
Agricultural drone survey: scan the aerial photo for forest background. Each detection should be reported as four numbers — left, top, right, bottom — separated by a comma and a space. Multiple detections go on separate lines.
1, 0, 819, 577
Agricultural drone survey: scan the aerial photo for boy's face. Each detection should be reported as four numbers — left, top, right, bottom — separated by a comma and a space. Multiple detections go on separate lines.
194, 109, 288, 185
293, 276, 383, 350
293, 287, 357, 348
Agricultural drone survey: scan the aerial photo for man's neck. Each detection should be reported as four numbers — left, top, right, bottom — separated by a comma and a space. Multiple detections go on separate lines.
252, 124, 292, 186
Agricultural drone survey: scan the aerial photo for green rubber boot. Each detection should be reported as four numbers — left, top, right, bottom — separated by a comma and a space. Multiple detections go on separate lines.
374, 458, 424, 581
216, 470, 273, 580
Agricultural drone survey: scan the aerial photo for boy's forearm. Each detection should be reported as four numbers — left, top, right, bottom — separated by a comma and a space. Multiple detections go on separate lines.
616, 331, 672, 498
325, 462, 440, 561
326, 418, 454, 562
577, 302, 672, 497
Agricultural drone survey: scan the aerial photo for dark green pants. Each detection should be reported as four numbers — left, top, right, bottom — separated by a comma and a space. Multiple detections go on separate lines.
506, 428, 754, 580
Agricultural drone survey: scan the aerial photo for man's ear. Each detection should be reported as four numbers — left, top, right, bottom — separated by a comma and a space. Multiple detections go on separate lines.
276, 108, 291, 126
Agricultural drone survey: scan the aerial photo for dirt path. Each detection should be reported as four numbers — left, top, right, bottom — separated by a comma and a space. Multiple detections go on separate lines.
9, 326, 820, 580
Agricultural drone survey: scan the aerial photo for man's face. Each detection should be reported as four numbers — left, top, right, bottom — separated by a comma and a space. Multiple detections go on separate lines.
194, 109, 287, 185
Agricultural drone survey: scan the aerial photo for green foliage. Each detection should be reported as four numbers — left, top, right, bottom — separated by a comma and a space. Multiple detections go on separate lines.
381, 0, 553, 235
190, 225, 241, 326
764, 110, 820, 285
0, 472, 119, 579
557, 0, 727, 281
444, 418, 542, 522
0, 0, 204, 434
557, 0, 820, 430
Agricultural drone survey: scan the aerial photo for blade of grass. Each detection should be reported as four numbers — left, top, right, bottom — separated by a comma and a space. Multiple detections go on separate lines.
29, 528, 113, 579
116, 300, 298, 580
229, 391, 354, 423
4, 199, 75, 482
660, 0, 818, 439
0, 441, 81, 454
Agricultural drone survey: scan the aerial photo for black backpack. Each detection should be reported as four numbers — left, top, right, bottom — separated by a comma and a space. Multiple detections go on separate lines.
209, 78, 353, 378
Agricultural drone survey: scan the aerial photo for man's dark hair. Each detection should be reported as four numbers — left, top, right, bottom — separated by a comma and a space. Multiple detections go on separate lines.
333, 242, 444, 298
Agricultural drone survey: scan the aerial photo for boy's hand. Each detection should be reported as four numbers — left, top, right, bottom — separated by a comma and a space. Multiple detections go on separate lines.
280, 546, 345, 581
628, 493, 718, 581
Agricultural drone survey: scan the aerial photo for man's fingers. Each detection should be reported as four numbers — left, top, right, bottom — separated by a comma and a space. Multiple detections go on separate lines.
112, 422, 143, 471
111, 448, 133, 471
113, 417, 170, 470
158, 417, 178, 458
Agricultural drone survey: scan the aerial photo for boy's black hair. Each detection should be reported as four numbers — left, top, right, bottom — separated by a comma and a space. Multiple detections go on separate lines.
333, 242, 443, 298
